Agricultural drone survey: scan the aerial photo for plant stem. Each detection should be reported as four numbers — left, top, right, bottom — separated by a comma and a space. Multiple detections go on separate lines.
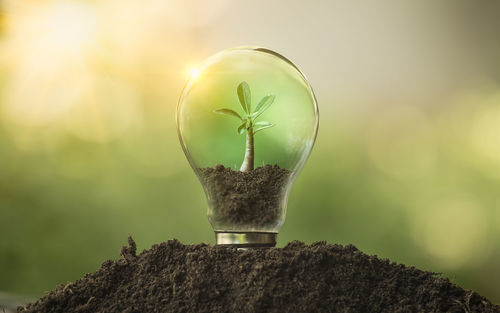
240, 127, 254, 172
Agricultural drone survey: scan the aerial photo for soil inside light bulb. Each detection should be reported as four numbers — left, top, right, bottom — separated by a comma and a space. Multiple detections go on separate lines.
197, 164, 291, 229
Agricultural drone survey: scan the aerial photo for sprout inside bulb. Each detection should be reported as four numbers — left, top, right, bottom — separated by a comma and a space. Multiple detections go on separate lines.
177, 47, 319, 247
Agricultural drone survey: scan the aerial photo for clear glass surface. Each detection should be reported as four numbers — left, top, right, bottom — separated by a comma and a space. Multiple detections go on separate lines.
177, 46, 319, 233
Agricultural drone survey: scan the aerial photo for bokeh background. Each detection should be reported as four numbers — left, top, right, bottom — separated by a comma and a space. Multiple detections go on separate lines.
1, 0, 500, 305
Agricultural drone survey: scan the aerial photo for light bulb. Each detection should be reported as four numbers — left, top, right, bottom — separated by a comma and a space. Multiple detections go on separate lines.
177, 47, 319, 247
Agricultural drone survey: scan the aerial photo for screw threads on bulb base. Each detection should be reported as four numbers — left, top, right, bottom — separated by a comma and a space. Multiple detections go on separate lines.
215, 231, 277, 248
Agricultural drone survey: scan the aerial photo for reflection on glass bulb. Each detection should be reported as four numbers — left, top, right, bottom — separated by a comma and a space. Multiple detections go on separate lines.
177, 47, 319, 247
188, 67, 201, 79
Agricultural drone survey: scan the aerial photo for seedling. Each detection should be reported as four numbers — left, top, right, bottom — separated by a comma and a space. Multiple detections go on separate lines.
214, 81, 275, 172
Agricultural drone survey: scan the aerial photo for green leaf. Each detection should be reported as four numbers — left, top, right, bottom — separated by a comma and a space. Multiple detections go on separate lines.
214, 108, 243, 120
251, 95, 275, 119
254, 95, 274, 113
237, 81, 251, 114
238, 122, 247, 134
254, 123, 275, 133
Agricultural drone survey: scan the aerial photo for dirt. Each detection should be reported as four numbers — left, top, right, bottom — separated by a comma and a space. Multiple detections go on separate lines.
197, 164, 291, 230
18, 237, 500, 313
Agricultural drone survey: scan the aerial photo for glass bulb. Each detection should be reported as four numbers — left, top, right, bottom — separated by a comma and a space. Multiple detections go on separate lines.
177, 47, 319, 247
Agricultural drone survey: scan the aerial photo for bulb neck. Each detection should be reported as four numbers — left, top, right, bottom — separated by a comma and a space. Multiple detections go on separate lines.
215, 231, 277, 248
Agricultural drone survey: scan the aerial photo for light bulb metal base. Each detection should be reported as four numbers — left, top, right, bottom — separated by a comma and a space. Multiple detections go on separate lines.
215, 231, 277, 248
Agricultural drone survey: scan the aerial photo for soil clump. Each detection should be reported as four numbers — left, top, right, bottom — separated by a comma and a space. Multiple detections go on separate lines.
18, 237, 500, 313
197, 164, 291, 229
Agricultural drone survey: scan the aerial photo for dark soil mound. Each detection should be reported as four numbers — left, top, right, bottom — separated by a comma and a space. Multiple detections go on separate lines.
18, 237, 500, 313
198, 164, 291, 229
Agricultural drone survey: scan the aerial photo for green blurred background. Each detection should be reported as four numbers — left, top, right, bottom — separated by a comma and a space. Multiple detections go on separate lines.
1, 0, 500, 305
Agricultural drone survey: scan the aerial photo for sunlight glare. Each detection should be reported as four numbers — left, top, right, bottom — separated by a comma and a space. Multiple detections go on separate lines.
189, 67, 201, 79
45, 2, 97, 53
2, 1, 98, 126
